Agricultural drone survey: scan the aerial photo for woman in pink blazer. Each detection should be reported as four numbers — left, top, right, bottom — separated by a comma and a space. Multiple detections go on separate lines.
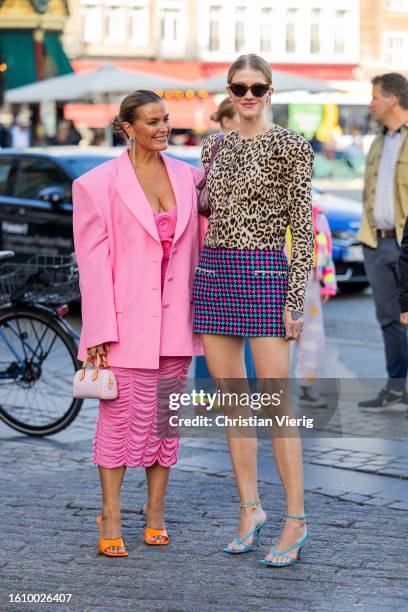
73, 90, 204, 556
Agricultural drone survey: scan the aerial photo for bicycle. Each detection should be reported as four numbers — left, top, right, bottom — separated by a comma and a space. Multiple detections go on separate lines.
0, 250, 83, 436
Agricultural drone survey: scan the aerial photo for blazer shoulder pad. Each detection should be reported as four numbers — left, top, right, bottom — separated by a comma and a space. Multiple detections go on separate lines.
73, 157, 118, 189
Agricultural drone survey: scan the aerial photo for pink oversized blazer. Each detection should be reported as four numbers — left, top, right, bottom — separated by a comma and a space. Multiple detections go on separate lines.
72, 149, 206, 368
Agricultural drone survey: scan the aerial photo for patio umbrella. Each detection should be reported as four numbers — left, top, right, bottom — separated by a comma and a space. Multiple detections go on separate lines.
5, 64, 191, 103
194, 69, 334, 94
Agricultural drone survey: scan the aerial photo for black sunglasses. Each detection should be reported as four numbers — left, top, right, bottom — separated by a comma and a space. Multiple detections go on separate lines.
228, 83, 270, 98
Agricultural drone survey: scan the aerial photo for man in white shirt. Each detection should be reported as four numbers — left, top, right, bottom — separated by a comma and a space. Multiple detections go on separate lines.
10, 117, 31, 149
358, 73, 408, 410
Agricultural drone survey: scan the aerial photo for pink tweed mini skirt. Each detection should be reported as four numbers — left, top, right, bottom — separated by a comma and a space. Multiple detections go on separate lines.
93, 356, 191, 469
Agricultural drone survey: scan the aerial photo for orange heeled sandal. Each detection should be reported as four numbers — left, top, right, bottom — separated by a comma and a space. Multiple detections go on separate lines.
144, 527, 169, 546
96, 515, 128, 557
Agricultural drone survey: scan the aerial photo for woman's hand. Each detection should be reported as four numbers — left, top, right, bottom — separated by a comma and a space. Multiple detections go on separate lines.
283, 310, 304, 341
87, 343, 109, 361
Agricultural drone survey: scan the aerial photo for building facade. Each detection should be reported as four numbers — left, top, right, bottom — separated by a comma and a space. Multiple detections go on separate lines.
0, 0, 72, 89
360, 0, 408, 80
64, 0, 360, 80
196, 0, 359, 79
64, 0, 197, 60
62, 0, 364, 129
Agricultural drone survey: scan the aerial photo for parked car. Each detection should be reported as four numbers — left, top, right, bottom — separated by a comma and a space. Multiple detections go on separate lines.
311, 188, 367, 291
0, 147, 119, 260
0, 146, 367, 290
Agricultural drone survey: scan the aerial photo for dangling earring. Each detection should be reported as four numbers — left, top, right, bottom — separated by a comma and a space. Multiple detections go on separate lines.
128, 135, 136, 168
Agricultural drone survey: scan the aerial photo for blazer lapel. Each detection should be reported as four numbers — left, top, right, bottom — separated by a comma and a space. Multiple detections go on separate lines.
113, 149, 193, 245
114, 149, 160, 243
160, 154, 193, 244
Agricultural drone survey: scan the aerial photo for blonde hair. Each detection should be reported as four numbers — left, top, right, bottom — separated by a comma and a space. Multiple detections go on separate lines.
227, 54, 272, 86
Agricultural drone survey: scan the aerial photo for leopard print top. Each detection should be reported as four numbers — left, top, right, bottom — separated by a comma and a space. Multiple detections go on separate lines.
201, 126, 314, 312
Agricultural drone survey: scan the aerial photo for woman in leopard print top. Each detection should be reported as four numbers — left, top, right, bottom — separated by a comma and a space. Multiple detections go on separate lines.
191, 54, 314, 568
201, 126, 314, 312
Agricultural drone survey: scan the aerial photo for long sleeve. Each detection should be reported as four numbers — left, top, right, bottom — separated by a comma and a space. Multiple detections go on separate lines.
399, 216, 408, 312
284, 142, 315, 312
72, 179, 118, 350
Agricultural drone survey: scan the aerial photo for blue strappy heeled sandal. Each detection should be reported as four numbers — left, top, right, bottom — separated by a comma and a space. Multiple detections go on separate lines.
223, 500, 266, 554
260, 514, 309, 567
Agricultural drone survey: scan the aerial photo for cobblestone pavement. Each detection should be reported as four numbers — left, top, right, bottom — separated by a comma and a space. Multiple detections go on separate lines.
1, 424, 408, 612
2, 287, 408, 609
303, 444, 408, 480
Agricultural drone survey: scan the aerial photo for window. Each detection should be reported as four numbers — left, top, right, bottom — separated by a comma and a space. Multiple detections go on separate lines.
129, 2, 149, 45
209, 5, 221, 52
384, 32, 408, 65
106, 0, 125, 44
235, 7, 246, 53
386, 0, 408, 11
14, 159, 71, 202
160, 8, 179, 43
0, 159, 14, 196
310, 8, 321, 54
286, 8, 297, 54
158, 3, 185, 57
81, 0, 103, 43
260, 7, 273, 53
334, 9, 348, 54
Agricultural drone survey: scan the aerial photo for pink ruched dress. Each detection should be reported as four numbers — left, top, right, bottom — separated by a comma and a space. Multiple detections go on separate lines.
93, 206, 191, 469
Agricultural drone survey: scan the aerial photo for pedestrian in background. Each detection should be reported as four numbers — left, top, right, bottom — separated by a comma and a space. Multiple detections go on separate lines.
0, 122, 10, 148
192, 54, 314, 567
10, 115, 31, 148
210, 97, 240, 134
398, 216, 408, 410
357, 73, 408, 409
51, 120, 81, 146
73, 90, 204, 557
288, 205, 337, 406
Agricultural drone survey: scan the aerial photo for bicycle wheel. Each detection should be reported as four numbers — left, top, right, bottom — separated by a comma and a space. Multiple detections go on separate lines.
0, 305, 83, 436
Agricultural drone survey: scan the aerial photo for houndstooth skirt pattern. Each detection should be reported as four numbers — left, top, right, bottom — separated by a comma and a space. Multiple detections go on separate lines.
192, 246, 288, 337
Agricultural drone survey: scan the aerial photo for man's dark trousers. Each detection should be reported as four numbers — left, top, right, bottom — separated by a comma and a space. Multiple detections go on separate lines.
363, 237, 408, 391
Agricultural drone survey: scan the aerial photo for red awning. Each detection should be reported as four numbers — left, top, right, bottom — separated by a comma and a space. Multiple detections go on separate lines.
68, 59, 218, 130
65, 59, 356, 129
71, 59, 357, 82
64, 97, 217, 130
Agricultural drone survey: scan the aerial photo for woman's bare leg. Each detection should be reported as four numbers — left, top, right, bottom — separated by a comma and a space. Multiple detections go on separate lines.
202, 334, 266, 551
98, 465, 127, 553
144, 463, 170, 542
249, 337, 306, 563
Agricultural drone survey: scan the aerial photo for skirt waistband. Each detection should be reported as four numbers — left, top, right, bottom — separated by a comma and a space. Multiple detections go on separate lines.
199, 246, 288, 270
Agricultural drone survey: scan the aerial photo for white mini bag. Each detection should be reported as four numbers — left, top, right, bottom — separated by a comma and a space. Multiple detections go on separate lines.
73, 353, 118, 400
